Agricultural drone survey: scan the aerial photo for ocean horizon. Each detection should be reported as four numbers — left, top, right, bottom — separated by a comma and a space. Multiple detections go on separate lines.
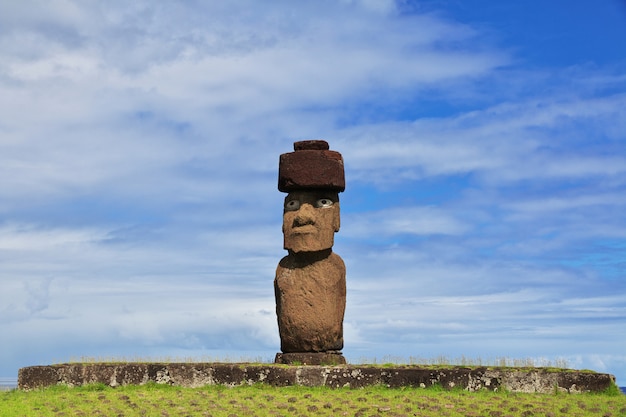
0, 377, 17, 391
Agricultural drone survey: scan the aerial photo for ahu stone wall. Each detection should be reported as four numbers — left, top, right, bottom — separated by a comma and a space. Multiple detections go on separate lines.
18, 363, 616, 394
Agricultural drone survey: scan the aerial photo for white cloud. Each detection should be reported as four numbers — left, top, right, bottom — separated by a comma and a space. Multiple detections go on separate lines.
340, 87, 626, 186
344, 206, 468, 238
0, 223, 106, 250
0, 0, 506, 214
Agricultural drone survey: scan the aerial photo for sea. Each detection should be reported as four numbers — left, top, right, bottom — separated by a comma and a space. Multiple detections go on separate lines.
0, 377, 624, 394
0, 377, 17, 391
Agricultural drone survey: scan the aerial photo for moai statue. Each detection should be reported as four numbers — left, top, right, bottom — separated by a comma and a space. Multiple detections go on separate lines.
274, 140, 347, 365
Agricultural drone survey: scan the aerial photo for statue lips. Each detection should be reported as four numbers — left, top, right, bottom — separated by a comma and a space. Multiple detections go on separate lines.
291, 224, 316, 234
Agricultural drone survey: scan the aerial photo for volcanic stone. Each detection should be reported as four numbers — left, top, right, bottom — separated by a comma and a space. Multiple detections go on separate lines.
275, 250, 346, 352
278, 140, 345, 192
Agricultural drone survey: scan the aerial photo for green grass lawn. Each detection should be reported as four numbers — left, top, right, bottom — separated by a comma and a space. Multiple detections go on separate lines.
1, 383, 624, 417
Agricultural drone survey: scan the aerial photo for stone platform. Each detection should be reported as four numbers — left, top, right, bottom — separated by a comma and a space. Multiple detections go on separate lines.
274, 352, 346, 365
18, 363, 616, 394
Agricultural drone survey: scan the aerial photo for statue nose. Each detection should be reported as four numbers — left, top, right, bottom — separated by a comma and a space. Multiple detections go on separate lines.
293, 203, 316, 226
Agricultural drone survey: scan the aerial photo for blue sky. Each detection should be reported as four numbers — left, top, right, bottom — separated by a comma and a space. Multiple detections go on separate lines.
1, 0, 625, 386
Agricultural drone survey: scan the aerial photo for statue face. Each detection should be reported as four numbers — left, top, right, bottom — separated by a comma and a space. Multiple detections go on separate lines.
283, 190, 340, 253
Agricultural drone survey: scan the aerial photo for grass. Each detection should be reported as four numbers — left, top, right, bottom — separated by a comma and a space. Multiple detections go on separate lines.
61, 354, 273, 365
59, 355, 579, 373
62, 354, 573, 369
354, 355, 573, 370
1, 382, 624, 417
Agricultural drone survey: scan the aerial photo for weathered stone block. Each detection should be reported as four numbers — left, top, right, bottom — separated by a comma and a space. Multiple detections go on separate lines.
17, 363, 617, 394
278, 141, 345, 192
275, 352, 346, 366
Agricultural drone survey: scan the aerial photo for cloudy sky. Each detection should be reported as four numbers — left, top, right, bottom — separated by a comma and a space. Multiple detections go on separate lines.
1, 0, 625, 386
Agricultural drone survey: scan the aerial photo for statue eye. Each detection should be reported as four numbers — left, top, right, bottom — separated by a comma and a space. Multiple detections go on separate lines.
285, 200, 300, 211
315, 198, 334, 208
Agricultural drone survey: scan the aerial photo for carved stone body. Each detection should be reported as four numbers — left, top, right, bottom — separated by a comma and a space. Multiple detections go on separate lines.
275, 249, 346, 352
275, 140, 346, 362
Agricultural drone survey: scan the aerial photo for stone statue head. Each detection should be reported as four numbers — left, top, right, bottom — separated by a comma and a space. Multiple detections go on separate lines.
278, 140, 345, 254
282, 190, 340, 253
